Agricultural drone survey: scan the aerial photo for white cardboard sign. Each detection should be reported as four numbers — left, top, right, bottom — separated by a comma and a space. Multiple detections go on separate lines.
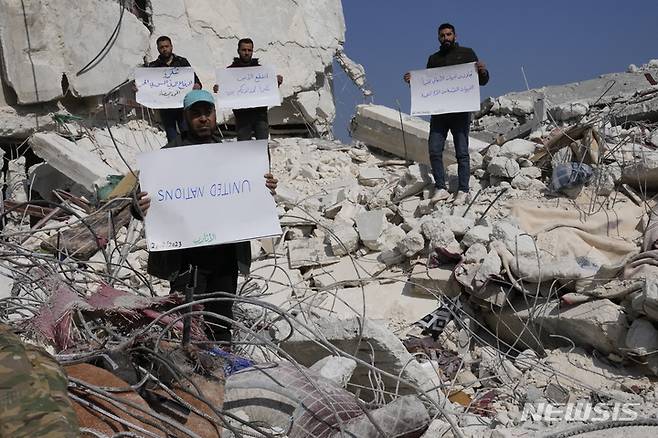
215, 65, 281, 110
135, 67, 195, 109
410, 62, 480, 116
136, 140, 282, 251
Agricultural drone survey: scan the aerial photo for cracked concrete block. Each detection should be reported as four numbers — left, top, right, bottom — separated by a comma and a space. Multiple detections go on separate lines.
487, 156, 520, 178
625, 319, 658, 357
326, 224, 359, 256
351, 104, 489, 167
464, 243, 487, 263
514, 349, 539, 372
28, 163, 88, 202
355, 209, 387, 249
309, 356, 357, 388
274, 183, 302, 208
485, 298, 628, 355
511, 174, 534, 190
377, 247, 406, 267
29, 132, 118, 193
473, 250, 502, 290
247, 256, 306, 309
421, 219, 457, 249
479, 346, 523, 386
631, 279, 658, 322
287, 237, 339, 269
371, 225, 406, 252
280, 206, 321, 226
461, 225, 492, 248
300, 163, 319, 179
499, 139, 539, 160
397, 198, 421, 219
396, 230, 425, 258
409, 262, 461, 298
357, 166, 385, 187
470, 151, 484, 170
394, 164, 433, 200
442, 215, 474, 237
519, 166, 542, 179
491, 221, 537, 256
592, 164, 622, 196
310, 253, 386, 290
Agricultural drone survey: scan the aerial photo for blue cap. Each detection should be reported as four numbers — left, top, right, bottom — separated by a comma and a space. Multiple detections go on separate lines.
183, 89, 215, 110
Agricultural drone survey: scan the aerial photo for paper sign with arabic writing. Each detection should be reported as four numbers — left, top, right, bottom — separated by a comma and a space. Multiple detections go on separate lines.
135, 67, 195, 109
410, 62, 480, 116
136, 140, 282, 251
215, 65, 281, 110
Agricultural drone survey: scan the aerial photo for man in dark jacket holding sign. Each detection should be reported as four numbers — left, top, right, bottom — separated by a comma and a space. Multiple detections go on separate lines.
147, 35, 202, 142
404, 23, 489, 205
214, 38, 283, 140
134, 89, 278, 344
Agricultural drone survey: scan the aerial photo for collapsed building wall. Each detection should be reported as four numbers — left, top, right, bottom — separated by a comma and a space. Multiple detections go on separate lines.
0, 0, 346, 139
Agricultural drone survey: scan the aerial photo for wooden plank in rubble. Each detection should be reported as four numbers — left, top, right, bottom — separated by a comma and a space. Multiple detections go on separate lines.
40, 198, 133, 260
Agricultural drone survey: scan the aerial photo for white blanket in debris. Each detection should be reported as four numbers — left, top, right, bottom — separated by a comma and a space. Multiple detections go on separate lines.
503, 199, 644, 289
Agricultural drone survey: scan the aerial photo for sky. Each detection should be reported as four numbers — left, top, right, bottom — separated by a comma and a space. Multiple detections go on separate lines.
332, 0, 658, 142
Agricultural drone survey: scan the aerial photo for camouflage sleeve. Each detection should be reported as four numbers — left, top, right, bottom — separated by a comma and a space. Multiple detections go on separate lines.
0, 324, 79, 437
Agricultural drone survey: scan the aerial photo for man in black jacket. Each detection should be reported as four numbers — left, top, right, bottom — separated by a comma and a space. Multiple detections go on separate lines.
214, 38, 283, 140
134, 89, 278, 344
404, 23, 489, 205
146, 35, 202, 142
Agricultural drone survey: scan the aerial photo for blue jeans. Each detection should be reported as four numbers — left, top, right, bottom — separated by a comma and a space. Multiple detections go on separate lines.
428, 112, 471, 192
160, 109, 187, 142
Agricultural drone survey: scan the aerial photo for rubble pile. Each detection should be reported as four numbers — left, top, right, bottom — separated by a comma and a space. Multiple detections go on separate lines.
2, 32, 658, 435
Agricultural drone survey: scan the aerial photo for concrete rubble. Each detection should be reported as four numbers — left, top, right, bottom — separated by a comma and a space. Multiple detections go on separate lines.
2, 6, 658, 434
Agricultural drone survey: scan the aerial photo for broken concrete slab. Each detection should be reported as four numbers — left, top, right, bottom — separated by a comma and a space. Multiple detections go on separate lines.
325, 224, 359, 256
488, 156, 521, 178
461, 225, 492, 248
625, 318, 658, 357
280, 206, 322, 226
351, 104, 489, 166
485, 298, 628, 355
309, 253, 387, 290
287, 238, 340, 269
396, 230, 425, 258
29, 132, 118, 194
309, 355, 357, 388
499, 139, 540, 160
279, 317, 452, 404
357, 167, 385, 187
409, 262, 461, 298
393, 164, 433, 200
355, 209, 387, 250
483, 68, 658, 120
247, 257, 306, 309
621, 149, 658, 190
312, 282, 437, 331
420, 218, 461, 254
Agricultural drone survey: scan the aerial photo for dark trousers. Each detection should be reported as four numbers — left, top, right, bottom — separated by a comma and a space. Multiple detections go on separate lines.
170, 246, 238, 342
234, 109, 269, 141
160, 109, 187, 142
428, 112, 471, 192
